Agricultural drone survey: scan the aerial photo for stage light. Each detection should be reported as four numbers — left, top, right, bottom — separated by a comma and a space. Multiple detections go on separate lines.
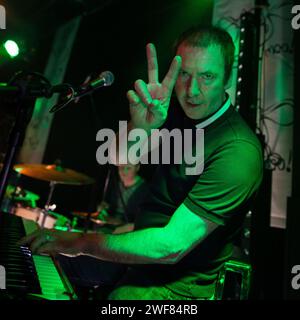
4, 40, 19, 58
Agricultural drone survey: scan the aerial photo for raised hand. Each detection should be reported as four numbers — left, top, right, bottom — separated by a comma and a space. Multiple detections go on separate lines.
127, 43, 181, 133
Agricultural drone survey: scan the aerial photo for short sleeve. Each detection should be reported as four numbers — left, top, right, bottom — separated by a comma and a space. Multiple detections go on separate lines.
183, 140, 263, 226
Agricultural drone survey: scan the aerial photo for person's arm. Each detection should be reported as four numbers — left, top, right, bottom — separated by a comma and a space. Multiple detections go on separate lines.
18, 203, 217, 265
81, 203, 217, 264
109, 43, 181, 165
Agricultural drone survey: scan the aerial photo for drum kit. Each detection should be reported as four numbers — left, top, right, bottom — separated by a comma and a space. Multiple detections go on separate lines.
0, 163, 104, 232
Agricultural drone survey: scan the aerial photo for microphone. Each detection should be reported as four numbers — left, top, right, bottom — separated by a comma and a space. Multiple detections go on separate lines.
49, 71, 115, 113
78, 71, 114, 95
89, 70, 114, 88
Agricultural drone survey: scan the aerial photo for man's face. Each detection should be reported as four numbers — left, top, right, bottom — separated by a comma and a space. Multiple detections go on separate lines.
118, 164, 138, 183
175, 43, 230, 120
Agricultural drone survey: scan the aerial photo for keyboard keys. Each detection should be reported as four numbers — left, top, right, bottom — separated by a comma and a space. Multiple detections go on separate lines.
0, 212, 75, 299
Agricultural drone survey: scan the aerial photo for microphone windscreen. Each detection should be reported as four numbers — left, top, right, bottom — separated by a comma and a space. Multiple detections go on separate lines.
100, 71, 114, 86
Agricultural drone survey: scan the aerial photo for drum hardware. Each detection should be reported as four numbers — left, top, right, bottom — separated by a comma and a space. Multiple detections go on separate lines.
8, 185, 40, 208
13, 164, 95, 186
14, 205, 72, 230
14, 207, 57, 229
40, 181, 56, 228
71, 217, 78, 230
13, 164, 96, 229
0, 184, 40, 213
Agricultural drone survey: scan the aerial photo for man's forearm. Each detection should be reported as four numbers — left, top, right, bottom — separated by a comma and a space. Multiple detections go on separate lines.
81, 227, 180, 265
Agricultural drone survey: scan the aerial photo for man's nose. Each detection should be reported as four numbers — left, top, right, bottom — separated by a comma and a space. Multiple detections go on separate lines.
187, 77, 200, 97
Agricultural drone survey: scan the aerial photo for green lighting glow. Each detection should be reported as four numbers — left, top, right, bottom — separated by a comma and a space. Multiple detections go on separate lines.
4, 40, 19, 58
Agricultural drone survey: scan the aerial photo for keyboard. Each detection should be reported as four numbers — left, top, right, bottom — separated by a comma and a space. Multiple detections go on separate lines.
0, 211, 77, 299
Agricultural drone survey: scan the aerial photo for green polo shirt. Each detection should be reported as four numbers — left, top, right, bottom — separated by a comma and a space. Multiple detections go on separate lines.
133, 96, 263, 298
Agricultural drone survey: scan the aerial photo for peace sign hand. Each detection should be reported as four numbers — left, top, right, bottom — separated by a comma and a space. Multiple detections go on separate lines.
127, 43, 182, 134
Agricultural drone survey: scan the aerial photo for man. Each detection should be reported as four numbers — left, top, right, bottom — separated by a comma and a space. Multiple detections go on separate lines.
19, 26, 263, 300
97, 164, 148, 234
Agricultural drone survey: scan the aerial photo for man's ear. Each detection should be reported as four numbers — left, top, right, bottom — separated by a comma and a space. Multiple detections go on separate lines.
224, 71, 233, 90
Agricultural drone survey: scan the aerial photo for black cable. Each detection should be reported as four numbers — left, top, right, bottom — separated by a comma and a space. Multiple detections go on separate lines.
263, 100, 294, 113
8, 71, 51, 87
260, 13, 274, 47
262, 116, 293, 127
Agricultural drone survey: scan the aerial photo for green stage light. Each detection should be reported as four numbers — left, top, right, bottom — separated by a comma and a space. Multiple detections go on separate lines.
4, 40, 19, 58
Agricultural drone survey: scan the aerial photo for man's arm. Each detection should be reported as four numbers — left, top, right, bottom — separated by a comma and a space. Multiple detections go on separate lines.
81, 203, 217, 264
20, 203, 217, 265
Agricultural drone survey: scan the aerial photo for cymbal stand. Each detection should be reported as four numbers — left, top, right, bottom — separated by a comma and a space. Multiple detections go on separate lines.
83, 166, 111, 233
40, 181, 56, 228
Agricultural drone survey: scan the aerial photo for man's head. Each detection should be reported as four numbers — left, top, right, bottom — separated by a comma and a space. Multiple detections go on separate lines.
118, 164, 140, 186
174, 26, 235, 120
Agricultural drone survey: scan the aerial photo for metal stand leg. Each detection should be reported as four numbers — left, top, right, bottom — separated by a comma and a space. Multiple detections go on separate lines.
214, 260, 252, 300
40, 181, 56, 228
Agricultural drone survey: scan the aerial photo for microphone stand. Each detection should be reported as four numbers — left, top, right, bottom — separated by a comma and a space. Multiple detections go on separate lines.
0, 82, 40, 207
0, 75, 71, 210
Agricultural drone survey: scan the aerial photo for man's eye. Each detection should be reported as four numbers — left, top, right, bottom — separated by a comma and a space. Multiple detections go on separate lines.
180, 71, 189, 77
203, 73, 214, 80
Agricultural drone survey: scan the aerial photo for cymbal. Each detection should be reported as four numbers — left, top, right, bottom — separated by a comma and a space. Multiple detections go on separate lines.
71, 211, 107, 226
14, 164, 95, 185
71, 211, 99, 219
